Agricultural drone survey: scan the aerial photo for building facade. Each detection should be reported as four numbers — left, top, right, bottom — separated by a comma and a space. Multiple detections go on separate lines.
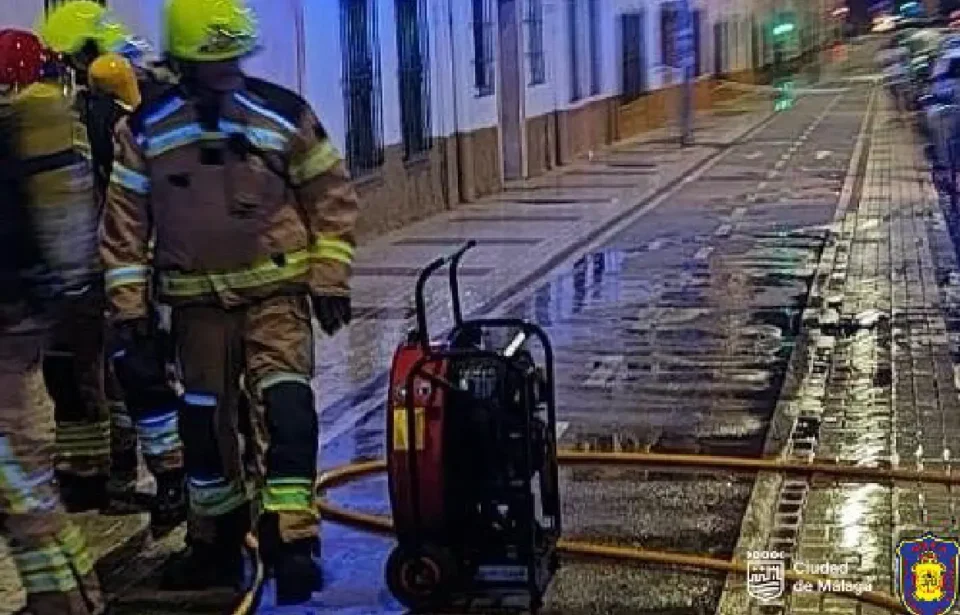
1, 0, 819, 240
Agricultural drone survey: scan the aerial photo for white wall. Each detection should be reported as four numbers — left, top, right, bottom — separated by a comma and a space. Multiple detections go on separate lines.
0, 0, 44, 31
428, 0, 456, 139
525, 0, 561, 119
450, 0, 499, 133
109, 0, 163, 51
242, 0, 303, 95
300, 0, 345, 152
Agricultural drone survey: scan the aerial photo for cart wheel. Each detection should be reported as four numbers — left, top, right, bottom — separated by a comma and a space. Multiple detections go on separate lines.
385, 543, 458, 610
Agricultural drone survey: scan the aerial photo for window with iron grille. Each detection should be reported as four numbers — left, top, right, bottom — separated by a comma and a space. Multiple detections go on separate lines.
693, 9, 703, 77
395, 0, 432, 159
567, 0, 580, 102
525, 0, 546, 86
660, 3, 677, 68
713, 21, 724, 76
473, 0, 495, 96
587, 0, 600, 95
340, 0, 384, 176
620, 11, 646, 103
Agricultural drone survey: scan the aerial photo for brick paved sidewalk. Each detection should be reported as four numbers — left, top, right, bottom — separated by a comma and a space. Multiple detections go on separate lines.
0, 95, 773, 613
718, 89, 960, 614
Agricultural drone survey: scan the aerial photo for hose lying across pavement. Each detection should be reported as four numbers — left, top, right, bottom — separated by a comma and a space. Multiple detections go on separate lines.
317, 451, 960, 615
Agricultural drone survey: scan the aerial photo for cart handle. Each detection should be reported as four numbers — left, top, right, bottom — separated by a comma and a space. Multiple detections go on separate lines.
414, 240, 477, 353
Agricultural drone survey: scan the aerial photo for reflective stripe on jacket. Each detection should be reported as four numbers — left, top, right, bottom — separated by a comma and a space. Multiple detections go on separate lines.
101, 78, 358, 320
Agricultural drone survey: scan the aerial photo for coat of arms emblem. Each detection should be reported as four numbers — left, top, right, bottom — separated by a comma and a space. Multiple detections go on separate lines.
896, 534, 960, 615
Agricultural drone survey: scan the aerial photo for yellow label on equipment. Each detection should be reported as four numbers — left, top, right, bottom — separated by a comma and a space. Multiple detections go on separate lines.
393, 406, 425, 451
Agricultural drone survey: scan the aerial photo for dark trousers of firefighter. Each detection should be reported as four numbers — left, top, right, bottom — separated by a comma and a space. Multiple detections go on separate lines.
173, 294, 319, 547
46, 289, 182, 486
0, 328, 105, 614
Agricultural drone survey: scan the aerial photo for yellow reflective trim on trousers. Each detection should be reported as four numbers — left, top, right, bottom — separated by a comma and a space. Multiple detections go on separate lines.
262, 480, 316, 514
159, 249, 312, 298
55, 446, 112, 457
312, 237, 354, 265
291, 140, 341, 186
58, 524, 95, 576
56, 421, 110, 437
17, 567, 79, 595
12, 524, 93, 595
12, 544, 68, 573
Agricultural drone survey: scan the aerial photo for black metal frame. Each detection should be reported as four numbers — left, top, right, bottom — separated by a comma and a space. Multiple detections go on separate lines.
472, 0, 496, 97
398, 240, 561, 608
396, 0, 433, 160
524, 0, 546, 86
340, 0, 385, 177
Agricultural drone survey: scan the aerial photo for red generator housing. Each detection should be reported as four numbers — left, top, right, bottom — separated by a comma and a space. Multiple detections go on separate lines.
386, 342, 449, 534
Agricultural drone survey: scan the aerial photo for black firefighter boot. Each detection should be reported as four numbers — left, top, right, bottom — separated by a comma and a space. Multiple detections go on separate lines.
259, 513, 322, 605
160, 504, 249, 591
150, 470, 187, 538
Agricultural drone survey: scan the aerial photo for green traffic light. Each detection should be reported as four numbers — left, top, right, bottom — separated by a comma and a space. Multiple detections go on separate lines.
773, 23, 795, 37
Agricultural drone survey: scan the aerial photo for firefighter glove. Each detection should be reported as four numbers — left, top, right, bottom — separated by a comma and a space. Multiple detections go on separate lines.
312, 295, 351, 336
108, 318, 177, 409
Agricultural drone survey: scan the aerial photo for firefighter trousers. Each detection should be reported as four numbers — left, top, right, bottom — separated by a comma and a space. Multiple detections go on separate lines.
172, 294, 319, 547
45, 290, 113, 480
0, 327, 105, 615
47, 289, 182, 486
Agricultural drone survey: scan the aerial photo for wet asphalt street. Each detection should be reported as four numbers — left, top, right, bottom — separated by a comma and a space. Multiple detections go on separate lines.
296, 82, 873, 614
102, 48, 885, 615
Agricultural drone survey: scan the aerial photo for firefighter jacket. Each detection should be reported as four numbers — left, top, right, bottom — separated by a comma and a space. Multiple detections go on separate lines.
1, 83, 99, 314
100, 77, 358, 322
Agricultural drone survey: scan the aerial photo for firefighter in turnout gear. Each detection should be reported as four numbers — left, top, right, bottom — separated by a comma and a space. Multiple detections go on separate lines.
100, 0, 357, 601
0, 28, 106, 615
39, 0, 186, 529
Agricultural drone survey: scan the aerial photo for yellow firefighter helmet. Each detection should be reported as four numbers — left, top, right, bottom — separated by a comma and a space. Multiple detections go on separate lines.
163, 0, 259, 62
88, 53, 141, 109
39, 0, 132, 56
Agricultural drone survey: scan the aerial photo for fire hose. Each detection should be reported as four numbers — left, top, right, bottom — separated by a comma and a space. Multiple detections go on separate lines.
315, 451, 960, 614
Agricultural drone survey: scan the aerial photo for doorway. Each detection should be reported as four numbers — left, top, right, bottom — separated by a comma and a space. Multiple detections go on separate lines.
497, 0, 524, 181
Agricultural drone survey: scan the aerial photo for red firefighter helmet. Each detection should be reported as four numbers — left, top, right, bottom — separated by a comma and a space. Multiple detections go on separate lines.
0, 29, 45, 90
